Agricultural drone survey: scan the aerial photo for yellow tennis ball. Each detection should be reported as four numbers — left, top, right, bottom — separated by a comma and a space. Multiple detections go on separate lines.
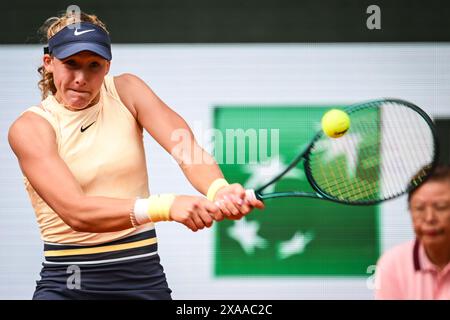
321, 109, 350, 138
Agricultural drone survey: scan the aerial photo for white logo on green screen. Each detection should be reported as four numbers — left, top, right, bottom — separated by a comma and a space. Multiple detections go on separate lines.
214, 106, 380, 276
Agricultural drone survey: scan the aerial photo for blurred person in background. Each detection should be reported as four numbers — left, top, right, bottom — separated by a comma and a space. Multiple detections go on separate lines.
374, 164, 450, 299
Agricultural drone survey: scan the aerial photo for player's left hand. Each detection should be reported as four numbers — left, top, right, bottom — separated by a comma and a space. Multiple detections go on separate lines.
212, 183, 265, 221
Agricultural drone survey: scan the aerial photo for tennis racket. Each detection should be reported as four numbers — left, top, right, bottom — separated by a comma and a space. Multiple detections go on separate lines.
245, 98, 439, 205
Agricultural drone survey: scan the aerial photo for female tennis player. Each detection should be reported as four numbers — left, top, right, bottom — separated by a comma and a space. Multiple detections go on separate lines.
8, 11, 264, 300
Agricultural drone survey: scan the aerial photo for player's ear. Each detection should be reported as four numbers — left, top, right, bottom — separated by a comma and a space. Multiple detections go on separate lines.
43, 54, 53, 73
105, 60, 111, 75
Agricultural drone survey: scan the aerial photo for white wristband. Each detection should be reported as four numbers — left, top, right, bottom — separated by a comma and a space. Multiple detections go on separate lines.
133, 198, 151, 225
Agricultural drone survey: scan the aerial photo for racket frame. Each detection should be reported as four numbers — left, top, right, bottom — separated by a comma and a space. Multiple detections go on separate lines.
253, 98, 440, 205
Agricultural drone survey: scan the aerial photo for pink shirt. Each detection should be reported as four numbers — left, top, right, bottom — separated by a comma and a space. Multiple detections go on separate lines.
374, 240, 450, 299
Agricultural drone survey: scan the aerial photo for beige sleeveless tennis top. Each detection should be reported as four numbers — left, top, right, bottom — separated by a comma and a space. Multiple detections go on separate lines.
22, 75, 153, 245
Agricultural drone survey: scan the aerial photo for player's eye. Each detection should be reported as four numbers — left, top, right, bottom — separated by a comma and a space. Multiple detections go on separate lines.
412, 206, 425, 214
63, 59, 77, 67
435, 203, 449, 211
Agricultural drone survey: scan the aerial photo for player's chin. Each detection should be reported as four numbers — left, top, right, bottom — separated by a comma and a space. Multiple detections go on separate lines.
419, 231, 447, 245
66, 92, 93, 108
66, 98, 90, 109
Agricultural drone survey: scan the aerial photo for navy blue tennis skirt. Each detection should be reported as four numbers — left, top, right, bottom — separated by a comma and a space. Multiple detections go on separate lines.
33, 229, 172, 300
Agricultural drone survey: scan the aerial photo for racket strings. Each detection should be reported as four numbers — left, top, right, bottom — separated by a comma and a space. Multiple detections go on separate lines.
308, 100, 435, 203
312, 111, 381, 201
357, 105, 430, 200
349, 120, 380, 200
382, 103, 434, 194
386, 104, 421, 192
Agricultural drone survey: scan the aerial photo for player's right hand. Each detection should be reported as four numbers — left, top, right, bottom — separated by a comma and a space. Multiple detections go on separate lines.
213, 183, 265, 220
169, 195, 220, 232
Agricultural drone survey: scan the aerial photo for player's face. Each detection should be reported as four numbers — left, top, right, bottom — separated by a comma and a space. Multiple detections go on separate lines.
409, 180, 450, 249
44, 51, 110, 111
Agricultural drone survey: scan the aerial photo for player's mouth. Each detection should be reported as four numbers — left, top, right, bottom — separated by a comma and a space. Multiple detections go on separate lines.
69, 89, 90, 95
421, 229, 445, 237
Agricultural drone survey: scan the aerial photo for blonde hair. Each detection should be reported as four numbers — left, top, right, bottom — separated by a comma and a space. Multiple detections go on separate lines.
37, 11, 109, 99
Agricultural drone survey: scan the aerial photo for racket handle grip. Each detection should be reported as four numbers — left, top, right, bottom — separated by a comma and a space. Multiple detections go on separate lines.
213, 190, 259, 207
245, 189, 259, 202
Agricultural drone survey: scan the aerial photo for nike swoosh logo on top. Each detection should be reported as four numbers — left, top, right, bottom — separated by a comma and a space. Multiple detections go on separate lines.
80, 121, 96, 133
74, 29, 95, 36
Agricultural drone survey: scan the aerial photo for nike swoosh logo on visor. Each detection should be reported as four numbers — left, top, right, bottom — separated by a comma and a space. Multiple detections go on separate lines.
74, 29, 95, 36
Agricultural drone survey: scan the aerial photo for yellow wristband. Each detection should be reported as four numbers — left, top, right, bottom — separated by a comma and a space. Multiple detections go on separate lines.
146, 194, 176, 222
207, 178, 229, 201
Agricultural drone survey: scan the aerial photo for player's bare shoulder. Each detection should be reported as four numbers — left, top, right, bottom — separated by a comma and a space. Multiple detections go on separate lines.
8, 111, 57, 158
113, 73, 145, 119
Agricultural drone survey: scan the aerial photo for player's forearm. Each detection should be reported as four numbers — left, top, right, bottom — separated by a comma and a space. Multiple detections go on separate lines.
61, 196, 135, 233
179, 148, 225, 196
